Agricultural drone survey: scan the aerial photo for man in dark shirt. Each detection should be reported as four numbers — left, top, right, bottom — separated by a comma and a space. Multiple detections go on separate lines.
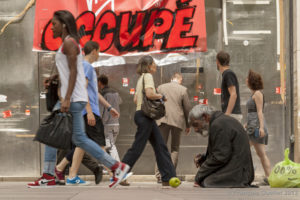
216, 51, 242, 122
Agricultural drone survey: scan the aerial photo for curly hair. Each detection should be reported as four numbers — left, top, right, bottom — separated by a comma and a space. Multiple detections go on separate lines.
247, 69, 264, 90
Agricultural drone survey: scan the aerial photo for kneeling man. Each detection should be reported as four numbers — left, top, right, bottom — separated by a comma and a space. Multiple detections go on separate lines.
189, 105, 254, 188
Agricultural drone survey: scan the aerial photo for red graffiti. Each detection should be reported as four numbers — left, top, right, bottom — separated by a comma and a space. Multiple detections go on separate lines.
93, 10, 116, 52
116, 11, 146, 51
166, 7, 197, 49
41, 7, 200, 54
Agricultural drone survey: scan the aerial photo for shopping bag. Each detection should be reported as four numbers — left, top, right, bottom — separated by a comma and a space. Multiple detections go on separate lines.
34, 111, 73, 149
268, 148, 300, 188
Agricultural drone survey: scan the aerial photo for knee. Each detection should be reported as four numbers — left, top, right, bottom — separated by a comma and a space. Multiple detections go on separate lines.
72, 135, 85, 148
256, 150, 266, 158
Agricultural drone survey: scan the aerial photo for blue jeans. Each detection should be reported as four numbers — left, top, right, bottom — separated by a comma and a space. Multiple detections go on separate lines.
43, 145, 57, 175
43, 101, 116, 175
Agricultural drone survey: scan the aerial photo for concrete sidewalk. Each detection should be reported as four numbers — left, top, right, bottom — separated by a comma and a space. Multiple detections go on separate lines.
0, 181, 299, 200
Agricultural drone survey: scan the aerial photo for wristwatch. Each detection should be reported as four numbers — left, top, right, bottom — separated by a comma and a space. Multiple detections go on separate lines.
107, 106, 112, 112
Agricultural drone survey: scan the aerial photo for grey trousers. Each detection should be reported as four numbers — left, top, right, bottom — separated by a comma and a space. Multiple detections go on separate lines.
155, 123, 181, 180
104, 125, 120, 161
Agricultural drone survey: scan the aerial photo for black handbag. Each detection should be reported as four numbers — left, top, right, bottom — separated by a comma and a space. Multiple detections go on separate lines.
141, 75, 165, 120
45, 75, 59, 112
34, 111, 73, 149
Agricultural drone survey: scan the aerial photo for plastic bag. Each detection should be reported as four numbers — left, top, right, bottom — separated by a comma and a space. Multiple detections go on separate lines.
268, 148, 300, 188
34, 111, 73, 150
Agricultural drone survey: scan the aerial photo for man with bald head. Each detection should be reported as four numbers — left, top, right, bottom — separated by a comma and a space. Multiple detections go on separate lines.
189, 105, 254, 188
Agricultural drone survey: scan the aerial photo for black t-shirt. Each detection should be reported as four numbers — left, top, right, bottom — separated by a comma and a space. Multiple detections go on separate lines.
221, 69, 241, 114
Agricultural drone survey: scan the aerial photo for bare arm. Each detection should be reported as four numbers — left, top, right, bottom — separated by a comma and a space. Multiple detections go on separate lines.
145, 88, 162, 100
85, 79, 96, 126
225, 86, 237, 115
133, 94, 137, 104
98, 93, 111, 108
253, 91, 265, 137
60, 39, 79, 112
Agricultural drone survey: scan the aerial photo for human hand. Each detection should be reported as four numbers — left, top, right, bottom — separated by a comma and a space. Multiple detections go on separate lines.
44, 78, 51, 89
110, 108, 120, 118
259, 128, 265, 138
185, 128, 191, 135
87, 112, 96, 126
44, 75, 58, 89
194, 153, 205, 168
60, 99, 70, 113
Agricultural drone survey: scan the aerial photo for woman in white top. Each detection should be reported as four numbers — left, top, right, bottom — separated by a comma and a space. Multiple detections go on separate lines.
28, 10, 128, 188
121, 55, 176, 186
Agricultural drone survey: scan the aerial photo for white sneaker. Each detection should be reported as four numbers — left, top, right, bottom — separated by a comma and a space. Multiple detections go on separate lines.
109, 162, 130, 188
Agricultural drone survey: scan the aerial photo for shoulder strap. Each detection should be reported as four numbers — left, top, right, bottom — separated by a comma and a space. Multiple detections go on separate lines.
142, 74, 146, 94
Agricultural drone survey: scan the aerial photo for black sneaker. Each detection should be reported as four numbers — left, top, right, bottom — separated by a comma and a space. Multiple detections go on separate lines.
93, 166, 103, 185
263, 177, 269, 185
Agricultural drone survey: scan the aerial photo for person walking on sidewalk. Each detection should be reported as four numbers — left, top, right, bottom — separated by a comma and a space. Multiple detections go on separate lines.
245, 69, 271, 185
216, 51, 242, 123
98, 74, 122, 162
98, 75, 130, 186
56, 149, 103, 185
28, 10, 129, 188
155, 73, 191, 183
121, 55, 176, 186
55, 41, 120, 185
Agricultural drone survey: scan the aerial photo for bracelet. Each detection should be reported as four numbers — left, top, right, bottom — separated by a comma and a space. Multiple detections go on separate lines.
107, 106, 112, 112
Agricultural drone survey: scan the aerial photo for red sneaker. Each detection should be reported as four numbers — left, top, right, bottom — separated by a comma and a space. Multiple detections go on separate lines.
109, 162, 130, 188
55, 168, 65, 185
28, 173, 56, 188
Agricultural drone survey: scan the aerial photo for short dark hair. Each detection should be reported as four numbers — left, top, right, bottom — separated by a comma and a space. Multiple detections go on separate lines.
83, 41, 99, 55
53, 10, 79, 42
136, 55, 154, 75
98, 74, 108, 86
216, 51, 230, 66
247, 70, 264, 90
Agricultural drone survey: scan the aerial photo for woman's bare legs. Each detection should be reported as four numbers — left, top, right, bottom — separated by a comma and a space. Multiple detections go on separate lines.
69, 147, 85, 178
250, 141, 271, 177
